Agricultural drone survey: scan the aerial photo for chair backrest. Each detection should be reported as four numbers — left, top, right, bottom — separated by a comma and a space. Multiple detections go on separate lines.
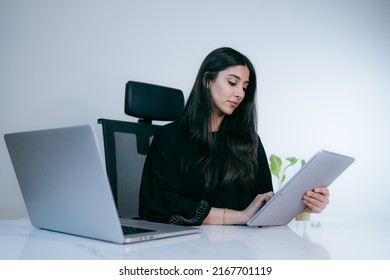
98, 81, 184, 218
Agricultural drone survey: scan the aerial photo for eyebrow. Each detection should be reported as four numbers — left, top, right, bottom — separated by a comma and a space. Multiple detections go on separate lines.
227, 74, 249, 84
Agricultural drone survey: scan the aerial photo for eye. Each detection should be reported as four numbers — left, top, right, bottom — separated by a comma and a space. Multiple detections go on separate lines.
228, 81, 236, 86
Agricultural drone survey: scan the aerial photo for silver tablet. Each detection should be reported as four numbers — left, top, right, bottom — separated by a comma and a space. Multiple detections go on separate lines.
247, 150, 355, 227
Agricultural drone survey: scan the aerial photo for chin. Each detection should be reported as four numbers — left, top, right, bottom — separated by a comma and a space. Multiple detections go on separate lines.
225, 109, 236, 115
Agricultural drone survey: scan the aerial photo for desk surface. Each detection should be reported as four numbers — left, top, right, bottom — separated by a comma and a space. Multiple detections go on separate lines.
1, 218, 389, 260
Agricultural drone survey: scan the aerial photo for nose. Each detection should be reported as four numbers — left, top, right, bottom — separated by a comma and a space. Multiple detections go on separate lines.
235, 88, 245, 99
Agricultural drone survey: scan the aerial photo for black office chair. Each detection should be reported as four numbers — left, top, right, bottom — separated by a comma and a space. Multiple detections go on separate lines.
98, 81, 184, 219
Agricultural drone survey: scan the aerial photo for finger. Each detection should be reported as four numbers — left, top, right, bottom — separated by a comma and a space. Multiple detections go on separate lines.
302, 195, 328, 213
263, 191, 274, 200
254, 192, 273, 202
304, 192, 330, 206
302, 199, 323, 213
305, 189, 330, 204
251, 194, 267, 207
313, 186, 329, 197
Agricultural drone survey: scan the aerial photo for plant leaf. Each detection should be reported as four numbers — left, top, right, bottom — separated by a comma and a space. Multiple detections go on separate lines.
285, 157, 298, 165
269, 154, 282, 178
281, 174, 286, 184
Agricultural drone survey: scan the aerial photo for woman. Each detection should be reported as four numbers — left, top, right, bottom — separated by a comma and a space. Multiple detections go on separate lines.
139, 47, 329, 225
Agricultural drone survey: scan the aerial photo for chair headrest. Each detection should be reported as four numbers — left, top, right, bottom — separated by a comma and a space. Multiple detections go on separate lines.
125, 81, 184, 122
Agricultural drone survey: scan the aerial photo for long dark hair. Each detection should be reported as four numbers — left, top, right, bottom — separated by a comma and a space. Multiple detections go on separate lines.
180, 47, 259, 193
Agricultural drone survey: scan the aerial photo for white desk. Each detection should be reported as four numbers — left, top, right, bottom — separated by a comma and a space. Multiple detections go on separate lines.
0, 218, 389, 260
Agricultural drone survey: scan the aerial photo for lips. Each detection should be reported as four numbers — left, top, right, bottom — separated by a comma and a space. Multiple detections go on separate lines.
228, 100, 239, 107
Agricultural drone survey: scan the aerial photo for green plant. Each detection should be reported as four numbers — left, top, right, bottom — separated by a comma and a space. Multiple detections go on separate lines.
269, 154, 306, 190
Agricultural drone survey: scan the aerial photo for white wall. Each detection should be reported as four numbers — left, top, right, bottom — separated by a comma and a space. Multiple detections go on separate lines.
1, 0, 389, 222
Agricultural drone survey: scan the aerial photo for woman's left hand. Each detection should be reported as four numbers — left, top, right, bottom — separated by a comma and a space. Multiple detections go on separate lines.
302, 186, 330, 213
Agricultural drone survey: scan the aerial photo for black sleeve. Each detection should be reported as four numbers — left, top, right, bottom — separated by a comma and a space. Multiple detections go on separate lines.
254, 136, 274, 195
138, 125, 211, 226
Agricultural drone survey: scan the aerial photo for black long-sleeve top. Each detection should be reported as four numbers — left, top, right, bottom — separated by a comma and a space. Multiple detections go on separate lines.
138, 120, 273, 225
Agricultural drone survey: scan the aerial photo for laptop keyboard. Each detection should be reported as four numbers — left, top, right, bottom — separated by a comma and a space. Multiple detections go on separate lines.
121, 225, 156, 235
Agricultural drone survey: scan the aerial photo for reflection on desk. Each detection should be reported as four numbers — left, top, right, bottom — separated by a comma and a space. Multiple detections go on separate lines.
0, 218, 389, 260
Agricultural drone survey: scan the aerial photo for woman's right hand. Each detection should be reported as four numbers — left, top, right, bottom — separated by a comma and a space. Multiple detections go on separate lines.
240, 191, 274, 223
203, 191, 274, 225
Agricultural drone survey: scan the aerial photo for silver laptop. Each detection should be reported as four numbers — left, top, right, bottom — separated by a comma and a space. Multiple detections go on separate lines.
247, 150, 355, 227
4, 125, 199, 244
